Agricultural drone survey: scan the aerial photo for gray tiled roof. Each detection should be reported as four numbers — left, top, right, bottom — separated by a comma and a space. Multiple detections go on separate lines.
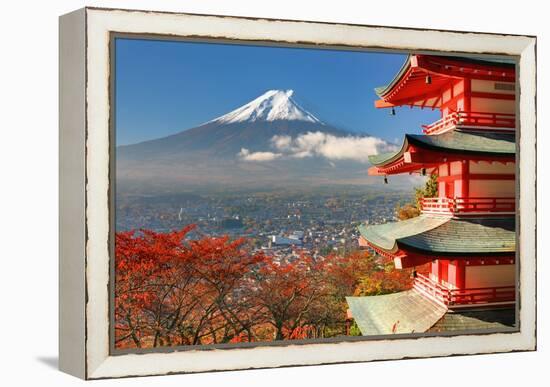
347, 290, 447, 335
399, 217, 515, 255
359, 215, 515, 255
428, 307, 516, 332
369, 131, 516, 167
358, 215, 448, 252
347, 290, 515, 336
368, 151, 402, 166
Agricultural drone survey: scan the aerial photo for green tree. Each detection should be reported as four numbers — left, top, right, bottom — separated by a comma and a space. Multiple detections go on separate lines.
395, 173, 438, 220
349, 321, 363, 336
414, 173, 438, 208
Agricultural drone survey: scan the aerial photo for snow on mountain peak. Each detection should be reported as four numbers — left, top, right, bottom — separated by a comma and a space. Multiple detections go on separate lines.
210, 89, 323, 124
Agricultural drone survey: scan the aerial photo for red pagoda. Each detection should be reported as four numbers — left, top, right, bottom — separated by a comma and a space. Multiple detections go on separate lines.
347, 54, 517, 335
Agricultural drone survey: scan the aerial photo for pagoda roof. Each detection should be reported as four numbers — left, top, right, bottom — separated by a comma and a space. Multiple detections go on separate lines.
346, 290, 447, 335
374, 54, 515, 108
427, 307, 515, 332
369, 130, 516, 168
358, 215, 515, 256
347, 291, 515, 336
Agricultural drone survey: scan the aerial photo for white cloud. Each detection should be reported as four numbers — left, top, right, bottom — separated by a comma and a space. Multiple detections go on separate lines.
273, 131, 396, 163
237, 131, 397, 163
270, 135, 292, 150
238, 148, 282, 162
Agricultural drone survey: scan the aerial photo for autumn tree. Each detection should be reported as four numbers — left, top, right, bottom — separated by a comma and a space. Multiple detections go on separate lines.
396, 173, 438, 220
354, 256, 414, 296
307, 250, 379, 337
249, 255, 328, 340
115, 226, 268, 348
115, 225, 196, 348
183, 235, 267, 344
115, 226, 419, 349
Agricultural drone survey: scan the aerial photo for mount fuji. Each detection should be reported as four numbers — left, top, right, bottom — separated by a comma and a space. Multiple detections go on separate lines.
117, 90, 398, 193
208, 89, 322, 124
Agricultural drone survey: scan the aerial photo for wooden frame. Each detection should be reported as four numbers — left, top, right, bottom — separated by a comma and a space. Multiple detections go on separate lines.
59, 7, 537, 379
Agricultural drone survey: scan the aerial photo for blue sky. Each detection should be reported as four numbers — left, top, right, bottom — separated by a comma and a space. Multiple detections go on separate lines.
115, 38, 439, 146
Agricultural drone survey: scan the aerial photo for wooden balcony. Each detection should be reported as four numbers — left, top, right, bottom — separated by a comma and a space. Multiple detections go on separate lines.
422, 111, 516, 135
413, 273, 515, 307
421, 197, 515, 215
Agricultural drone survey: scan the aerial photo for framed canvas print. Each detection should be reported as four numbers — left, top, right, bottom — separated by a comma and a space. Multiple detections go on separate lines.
59, 7, 537, 379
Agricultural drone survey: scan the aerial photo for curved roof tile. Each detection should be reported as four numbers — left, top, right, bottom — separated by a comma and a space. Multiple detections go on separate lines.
359, 215, 515, 255
369, 130, 516, 167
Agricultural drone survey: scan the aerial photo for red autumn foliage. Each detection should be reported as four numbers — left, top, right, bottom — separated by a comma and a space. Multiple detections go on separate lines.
114, 226, 414, 349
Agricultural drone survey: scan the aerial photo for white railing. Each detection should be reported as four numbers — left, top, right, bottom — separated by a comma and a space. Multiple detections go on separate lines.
421, 197, 515, 215
414, 273, 515, 306
422, 111, 516, 135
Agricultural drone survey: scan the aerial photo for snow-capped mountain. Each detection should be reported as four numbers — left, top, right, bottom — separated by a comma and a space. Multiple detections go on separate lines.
118, 89, 351, 161
117, 90, 397, 193
208, 89, 323, 124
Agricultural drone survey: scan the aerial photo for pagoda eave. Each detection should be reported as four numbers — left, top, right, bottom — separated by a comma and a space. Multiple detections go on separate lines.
364, 238, 515, 269
365, 241, 432, 269
368, 131, 516, 175
375, 55, 516, 107
358, 216, 515, 269
368, 152, 438, 176
368, 149, 512, 176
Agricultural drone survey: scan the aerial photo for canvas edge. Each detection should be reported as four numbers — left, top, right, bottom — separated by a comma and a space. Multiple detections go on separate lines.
59, 7, 87, 380
76, 7, 537, 379
517, 37, 537, 351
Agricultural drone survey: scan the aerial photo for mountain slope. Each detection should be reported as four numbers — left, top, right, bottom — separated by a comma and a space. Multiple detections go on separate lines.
117, 90, 401, 193
118, 120, 351, 161
118, 90, 350, 161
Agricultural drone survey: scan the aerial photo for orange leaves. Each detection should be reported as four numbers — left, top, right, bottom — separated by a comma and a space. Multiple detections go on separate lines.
249, 254, 332, 340
115, 225, 416, 348
115, 225, 270, 349
353, 256, 414, 297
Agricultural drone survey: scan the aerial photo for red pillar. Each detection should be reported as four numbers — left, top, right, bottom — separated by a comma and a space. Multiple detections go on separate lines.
464, 78, 472, 112
455, 260, 466, 289
462, 160, 470, 198
431, 260, 439, 281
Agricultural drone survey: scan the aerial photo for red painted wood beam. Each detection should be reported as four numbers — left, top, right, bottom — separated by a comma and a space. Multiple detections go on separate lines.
383, 67, 414, 100
422, 54, 515, 75
367, 166, 386, 176
386, 86, 446, 108
422, 55, 515, 76
440, 91, 467, 111
437, 173, 515, 183
358, 235, 370, 247
370, 143, 514, 176
394, 254, 432, 270
374, 99, 396, 108
377, 55, 516, 109
416, 55, 515, 82
470, 91, 515, 100
464, 256, 516, 266
431, 94, 442, 109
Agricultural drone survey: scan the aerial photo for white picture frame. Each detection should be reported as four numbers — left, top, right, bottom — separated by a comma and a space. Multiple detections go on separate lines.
59, 7, 537, 379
